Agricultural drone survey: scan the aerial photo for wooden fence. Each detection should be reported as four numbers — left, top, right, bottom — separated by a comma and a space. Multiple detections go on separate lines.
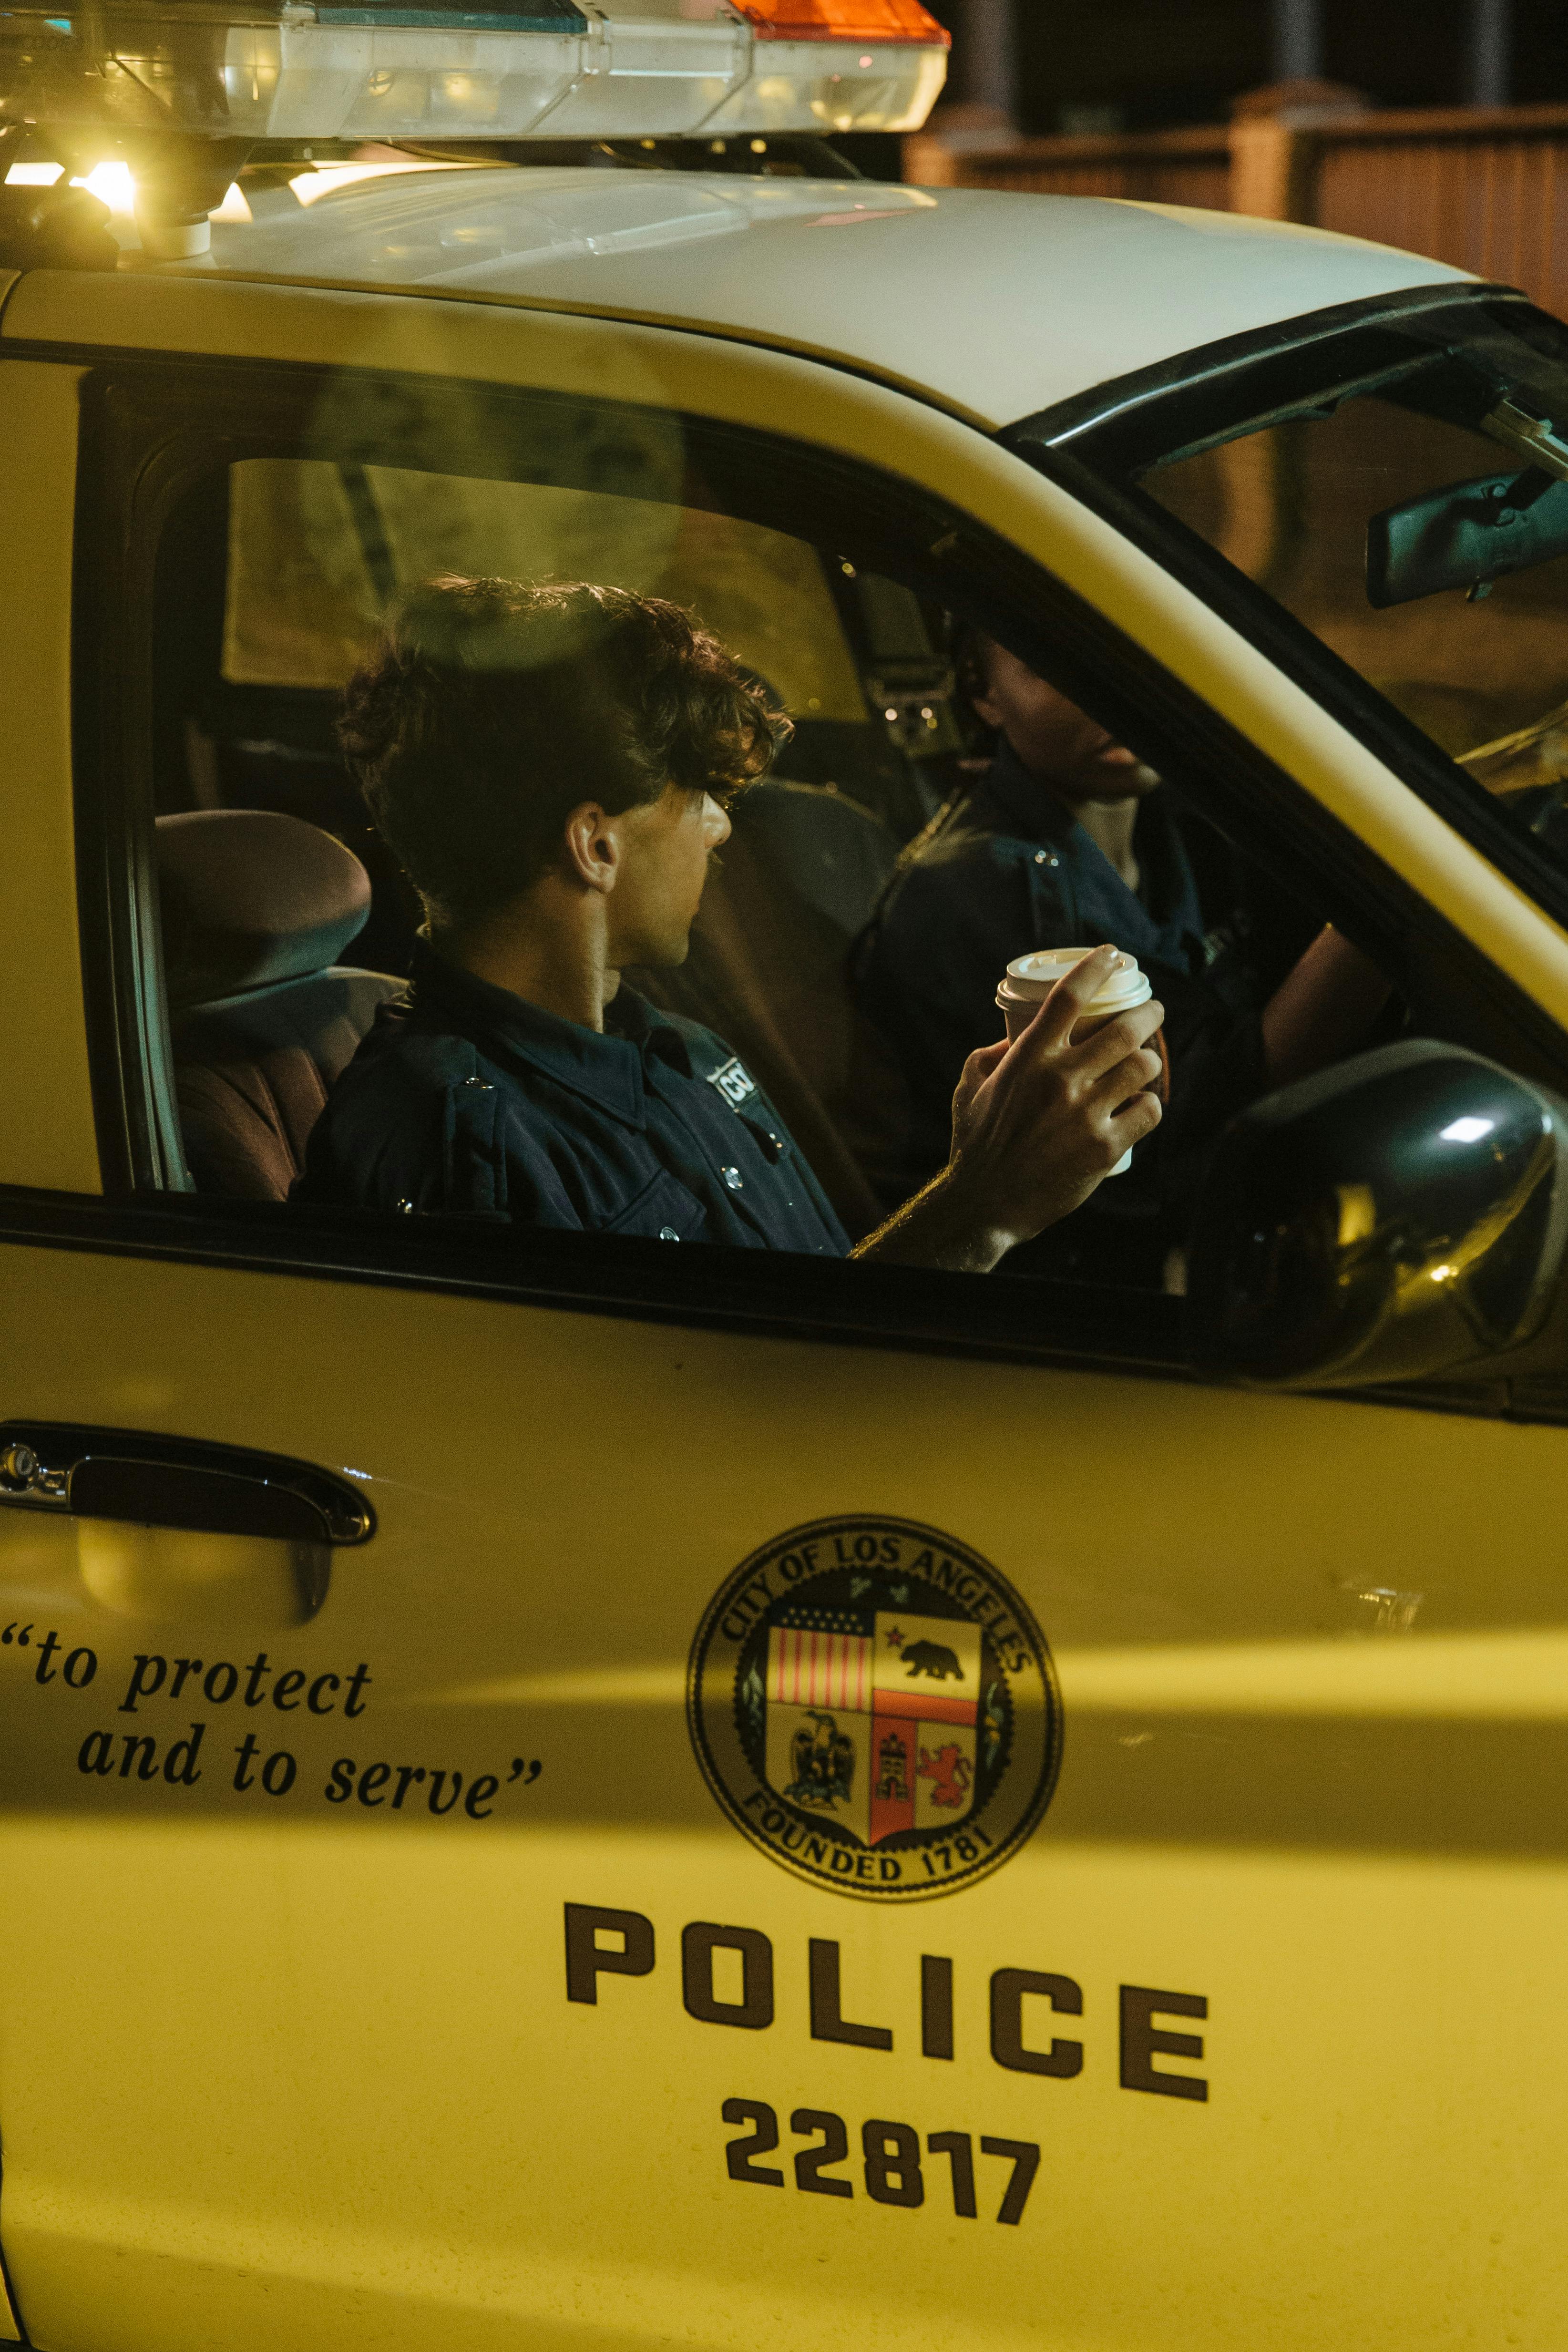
904, 103, 1568, 320
903, 121, 1230, 212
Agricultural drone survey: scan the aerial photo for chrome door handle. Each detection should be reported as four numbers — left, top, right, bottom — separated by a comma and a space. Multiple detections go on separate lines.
0, 1424, 373, 1546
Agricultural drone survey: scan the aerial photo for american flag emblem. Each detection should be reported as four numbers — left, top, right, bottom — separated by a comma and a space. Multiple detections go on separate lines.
764, 1608, 979, 1846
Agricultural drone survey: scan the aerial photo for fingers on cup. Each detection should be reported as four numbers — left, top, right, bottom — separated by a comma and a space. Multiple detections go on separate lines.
1088, 1047, 1162, 1116
1108, 1088, 1164, 1149
963, 1039, 1010, 1084
1028, 945, 1122, 1048
1060, 944, 1123, 1004
1075, 1000, 1164, 1080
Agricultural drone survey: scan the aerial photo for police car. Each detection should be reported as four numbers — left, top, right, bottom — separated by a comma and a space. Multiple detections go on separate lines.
0, 1, 1566, 2343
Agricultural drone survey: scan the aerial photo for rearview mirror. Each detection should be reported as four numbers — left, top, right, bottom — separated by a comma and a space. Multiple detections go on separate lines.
1188, 1041, 1568, 1390
1366, 466, 1568, 608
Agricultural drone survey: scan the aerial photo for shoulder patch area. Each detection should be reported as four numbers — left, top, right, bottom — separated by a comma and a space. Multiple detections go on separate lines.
707, 1057, 758, 1110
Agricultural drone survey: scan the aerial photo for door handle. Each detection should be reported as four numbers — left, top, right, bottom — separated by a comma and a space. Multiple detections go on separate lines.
0, 1425, 373, 1627
0, 1423, 373, 1543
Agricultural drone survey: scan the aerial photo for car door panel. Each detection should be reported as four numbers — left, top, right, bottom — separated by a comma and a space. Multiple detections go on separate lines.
0, 359, 98, 1194
1, 1234, 1567, 2349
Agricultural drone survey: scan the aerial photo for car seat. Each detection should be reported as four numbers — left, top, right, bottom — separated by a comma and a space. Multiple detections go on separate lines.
633, 781, 912, 1238
157, 809, 403, 1200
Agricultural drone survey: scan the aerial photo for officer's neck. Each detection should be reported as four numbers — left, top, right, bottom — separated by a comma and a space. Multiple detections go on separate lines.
432, 881, 618, 1034
1071, 797, 1141, 893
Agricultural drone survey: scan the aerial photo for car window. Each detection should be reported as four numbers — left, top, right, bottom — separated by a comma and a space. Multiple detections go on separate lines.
153, 443, 970, 1245
123, 369, 1507, 1318
1071, 299, 1568, 917
224, 459, 870, 724
1147, 396, 1568, 778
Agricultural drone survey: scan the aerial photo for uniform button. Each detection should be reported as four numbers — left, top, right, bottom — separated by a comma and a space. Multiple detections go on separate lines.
721, 1165, 744, 1193
464, 1077, 493, 1092
761, 1130, 787, 1162
1035, 852, 1059, 868
394, 1198, 415, 1214
659, 1226, 681, 1243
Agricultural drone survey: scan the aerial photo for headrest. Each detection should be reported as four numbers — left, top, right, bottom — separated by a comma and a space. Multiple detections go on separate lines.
157, 810, 372, 1012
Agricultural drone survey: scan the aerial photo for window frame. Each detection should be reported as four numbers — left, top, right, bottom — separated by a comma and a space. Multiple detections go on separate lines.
1005, 283, 1568, 946
49, 339, 1568, 1385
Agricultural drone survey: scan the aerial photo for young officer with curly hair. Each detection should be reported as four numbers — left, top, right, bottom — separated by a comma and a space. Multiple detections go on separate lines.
299, 575, 1165, 1273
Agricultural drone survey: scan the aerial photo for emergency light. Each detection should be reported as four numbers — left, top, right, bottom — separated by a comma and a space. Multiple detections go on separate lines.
738, 0, 946, 37
0, 0, 948, 150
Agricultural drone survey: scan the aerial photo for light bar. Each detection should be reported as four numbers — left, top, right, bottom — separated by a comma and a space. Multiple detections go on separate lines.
0, 0, 948, 144
736, 0, 948, 41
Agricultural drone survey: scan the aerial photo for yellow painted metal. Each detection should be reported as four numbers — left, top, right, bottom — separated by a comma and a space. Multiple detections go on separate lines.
0, 1240, 1565, 2347
8, 268, 1568, 1037
0, 359, 99, 1194
4, 264, 1568, 2351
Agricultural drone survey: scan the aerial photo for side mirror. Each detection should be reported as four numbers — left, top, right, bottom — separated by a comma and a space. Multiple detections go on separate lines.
1188, 1041, 1568, 1390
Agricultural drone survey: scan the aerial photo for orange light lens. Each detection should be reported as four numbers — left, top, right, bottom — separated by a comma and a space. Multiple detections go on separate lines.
734, 0, 949, 45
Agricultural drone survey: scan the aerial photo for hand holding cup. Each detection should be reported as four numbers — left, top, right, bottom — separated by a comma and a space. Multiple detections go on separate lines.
942, 944, 1166, 1255
997, 947, 1169, 1173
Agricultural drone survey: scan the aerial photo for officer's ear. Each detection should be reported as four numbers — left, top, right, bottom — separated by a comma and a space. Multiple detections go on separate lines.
964, 631, 1005, 733
562, 801, 623, 895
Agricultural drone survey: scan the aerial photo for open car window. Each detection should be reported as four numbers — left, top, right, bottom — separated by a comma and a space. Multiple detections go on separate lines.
1054, 298, 1568, 918
122, 361, 1530, 1327
153, 440, 973, 1244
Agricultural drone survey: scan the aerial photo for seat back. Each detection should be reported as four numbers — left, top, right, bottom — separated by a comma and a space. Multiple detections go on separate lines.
157, 810, 402, 1201
171, 969, 403, 1199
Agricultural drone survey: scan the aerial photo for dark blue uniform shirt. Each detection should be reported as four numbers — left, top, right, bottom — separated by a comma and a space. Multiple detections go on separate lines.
855, 742, 1265, 1267
298, 941, 851, 1256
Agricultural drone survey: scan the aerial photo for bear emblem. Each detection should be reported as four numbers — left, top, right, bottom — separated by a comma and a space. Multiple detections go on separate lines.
902, 1640, 963, 1682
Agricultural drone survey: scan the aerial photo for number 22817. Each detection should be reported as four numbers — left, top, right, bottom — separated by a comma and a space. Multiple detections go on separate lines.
722, 2100, 1039, 2225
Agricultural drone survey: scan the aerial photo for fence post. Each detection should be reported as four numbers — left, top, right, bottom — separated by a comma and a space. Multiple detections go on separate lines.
1272, 0, 1324, 82
902, 130, 964, 186
1228, 81, 1367, 221
1466, 0, 1513, 107
1230, 117, 1319, 219
902, 0, 1015, 185
953, 0, 1017, 123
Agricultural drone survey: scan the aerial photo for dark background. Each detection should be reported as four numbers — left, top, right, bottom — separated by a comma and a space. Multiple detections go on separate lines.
924, 0, 1568, 133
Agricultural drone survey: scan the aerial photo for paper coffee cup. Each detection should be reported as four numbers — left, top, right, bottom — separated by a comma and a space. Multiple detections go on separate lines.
995, 949, 1159, 1177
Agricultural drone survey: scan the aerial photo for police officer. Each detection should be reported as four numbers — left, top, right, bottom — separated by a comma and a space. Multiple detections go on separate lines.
854, 630, 1389, 1281
298, 576, 1165, 1273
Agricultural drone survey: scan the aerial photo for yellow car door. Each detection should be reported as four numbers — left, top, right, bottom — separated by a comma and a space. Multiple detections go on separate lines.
0, 270, 1566, 2352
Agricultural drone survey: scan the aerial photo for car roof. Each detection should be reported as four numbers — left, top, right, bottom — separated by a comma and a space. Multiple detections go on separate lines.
203, 164, 1474, 432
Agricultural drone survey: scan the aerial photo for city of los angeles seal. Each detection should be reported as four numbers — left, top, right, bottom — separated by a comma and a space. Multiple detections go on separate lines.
687, 1516, 1061, 1901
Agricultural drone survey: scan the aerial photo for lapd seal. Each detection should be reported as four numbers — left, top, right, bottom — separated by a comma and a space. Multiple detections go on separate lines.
687, 1515, 1061, 1901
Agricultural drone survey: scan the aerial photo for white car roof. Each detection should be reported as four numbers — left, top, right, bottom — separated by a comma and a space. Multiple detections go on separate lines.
206, 164, 1474, 431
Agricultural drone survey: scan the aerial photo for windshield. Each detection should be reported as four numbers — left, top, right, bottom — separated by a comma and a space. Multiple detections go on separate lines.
1064, 298, 1568, 900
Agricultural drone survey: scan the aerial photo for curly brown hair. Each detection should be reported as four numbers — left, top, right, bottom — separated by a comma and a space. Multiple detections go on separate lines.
339, 575, 789, 924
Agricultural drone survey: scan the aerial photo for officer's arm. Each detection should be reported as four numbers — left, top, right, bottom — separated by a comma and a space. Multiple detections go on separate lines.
1261, 925, 1391, 1089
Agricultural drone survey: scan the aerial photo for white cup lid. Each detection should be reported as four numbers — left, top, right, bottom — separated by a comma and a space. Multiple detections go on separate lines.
1003, 948, 1151, 1011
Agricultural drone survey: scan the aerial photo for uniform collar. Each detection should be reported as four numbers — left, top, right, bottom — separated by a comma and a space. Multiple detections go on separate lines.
972, 742, 1184, 880
408, 940, 691, 1131
967, 745, 1203, 958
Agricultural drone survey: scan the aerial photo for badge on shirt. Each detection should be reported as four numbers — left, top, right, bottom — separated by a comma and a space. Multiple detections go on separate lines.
707, 1057, 759, 1110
